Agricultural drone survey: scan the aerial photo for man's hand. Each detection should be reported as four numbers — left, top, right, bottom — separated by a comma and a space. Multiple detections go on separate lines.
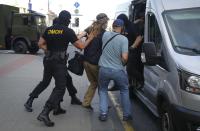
131, 35, 143, 48
87, 31, 95, 40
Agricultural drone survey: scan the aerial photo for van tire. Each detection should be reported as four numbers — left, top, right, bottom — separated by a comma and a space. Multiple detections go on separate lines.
160, 102, 175, 131
13, 41, 28, 54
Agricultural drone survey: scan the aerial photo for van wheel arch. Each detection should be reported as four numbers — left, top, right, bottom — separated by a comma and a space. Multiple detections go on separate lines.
160, 102, 175, 131
157, 94, 189, 131
157, 93, 175, 131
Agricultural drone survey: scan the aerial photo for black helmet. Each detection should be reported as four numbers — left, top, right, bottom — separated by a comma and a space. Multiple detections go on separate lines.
58, 10, 71, 26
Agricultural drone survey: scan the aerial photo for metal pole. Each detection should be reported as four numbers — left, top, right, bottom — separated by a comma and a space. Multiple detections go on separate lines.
48, 0, 49, 11
28, 0, 32, 11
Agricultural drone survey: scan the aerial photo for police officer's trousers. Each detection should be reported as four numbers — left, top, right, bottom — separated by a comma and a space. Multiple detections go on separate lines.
29, 58, 77, 99
38, 58, 67, 109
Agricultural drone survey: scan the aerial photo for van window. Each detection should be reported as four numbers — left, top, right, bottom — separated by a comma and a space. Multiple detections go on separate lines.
148, 13, 167, 69
164, 8, 200, 55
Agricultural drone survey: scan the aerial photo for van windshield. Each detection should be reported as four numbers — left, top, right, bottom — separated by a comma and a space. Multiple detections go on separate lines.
164, 8, 200, 55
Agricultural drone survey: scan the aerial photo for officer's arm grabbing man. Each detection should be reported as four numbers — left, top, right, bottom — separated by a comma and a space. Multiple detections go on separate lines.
38, 28, 94, 51
36, 10, 94, 127
24, 16, 84, 115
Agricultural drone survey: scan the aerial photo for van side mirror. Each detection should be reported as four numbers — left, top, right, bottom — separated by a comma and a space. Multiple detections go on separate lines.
141, 42, 161, 66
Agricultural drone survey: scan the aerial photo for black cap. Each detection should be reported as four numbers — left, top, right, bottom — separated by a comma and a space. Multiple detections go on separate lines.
59, 10, 71, 21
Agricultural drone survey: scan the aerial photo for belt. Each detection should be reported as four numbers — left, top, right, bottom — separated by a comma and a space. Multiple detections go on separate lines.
45, 51, 67, 60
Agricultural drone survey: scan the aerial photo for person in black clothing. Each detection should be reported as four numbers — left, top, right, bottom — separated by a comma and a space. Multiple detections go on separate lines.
131, 12, 145, 88
31, 10, 94, 127
24, 17, 82, 115
118, 13, 144, 90
52, 17, 83, 104
109, 14, 144, 94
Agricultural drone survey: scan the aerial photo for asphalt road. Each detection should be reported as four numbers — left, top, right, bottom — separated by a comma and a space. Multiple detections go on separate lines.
0, 47, 161, 131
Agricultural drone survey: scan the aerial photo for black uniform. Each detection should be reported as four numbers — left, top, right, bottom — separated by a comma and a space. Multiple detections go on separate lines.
29, 70, 77, 98
24, 17, 81, 115
31, 10, 78, 127
42, 24, 78, 109
117, 14, 144, 92
28, 17, 78, 99
126, 21, 144, 87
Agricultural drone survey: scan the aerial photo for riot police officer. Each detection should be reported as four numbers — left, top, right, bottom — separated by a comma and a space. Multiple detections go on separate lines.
24, 17, 82, 115
35, 10, 94, 127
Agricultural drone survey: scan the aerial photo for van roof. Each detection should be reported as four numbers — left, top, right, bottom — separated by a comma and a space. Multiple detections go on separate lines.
162, 0, 200, 11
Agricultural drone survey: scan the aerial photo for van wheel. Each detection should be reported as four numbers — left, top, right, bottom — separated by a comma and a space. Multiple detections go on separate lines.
160, 102, 175, 131
13, 41, 28, 54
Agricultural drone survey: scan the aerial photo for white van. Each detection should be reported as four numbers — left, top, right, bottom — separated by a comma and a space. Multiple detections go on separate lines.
129, 0, 200, 131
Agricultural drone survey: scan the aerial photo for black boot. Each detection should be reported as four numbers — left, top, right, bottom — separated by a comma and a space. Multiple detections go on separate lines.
37, 107, 54, 127
24, 97, 34, 112
71, 95, 82, 105
53, 103, 66, 115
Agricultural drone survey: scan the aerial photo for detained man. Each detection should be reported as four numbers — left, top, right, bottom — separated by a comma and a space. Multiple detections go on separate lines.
98, 19, 132, 121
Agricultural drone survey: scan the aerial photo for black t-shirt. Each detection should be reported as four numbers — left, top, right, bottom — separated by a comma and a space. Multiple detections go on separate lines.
125, 21, 144, 50
83, 30, 105, 65
134, 21, 144, 50
126, 21, 144, 63
124, 22, 139, 47
42, 24, 78, 52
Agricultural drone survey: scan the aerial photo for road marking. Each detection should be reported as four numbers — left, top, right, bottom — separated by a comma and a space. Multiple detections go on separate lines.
0, 55, 36, 77
0, 50, 14, 54
109, 92, 135, 131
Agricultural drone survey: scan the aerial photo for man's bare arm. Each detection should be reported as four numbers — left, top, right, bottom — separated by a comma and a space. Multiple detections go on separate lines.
131, 35, 143, 48
122, 52, 128, 65
38, 37, 47, 52
77, 31, 87, 39
73, 33, 94, 49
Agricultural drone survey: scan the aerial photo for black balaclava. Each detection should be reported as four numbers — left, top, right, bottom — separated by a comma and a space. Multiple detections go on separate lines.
58, 10, 71, 26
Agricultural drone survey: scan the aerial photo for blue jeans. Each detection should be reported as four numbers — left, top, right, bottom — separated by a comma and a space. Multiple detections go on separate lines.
98, 66, 131, 117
